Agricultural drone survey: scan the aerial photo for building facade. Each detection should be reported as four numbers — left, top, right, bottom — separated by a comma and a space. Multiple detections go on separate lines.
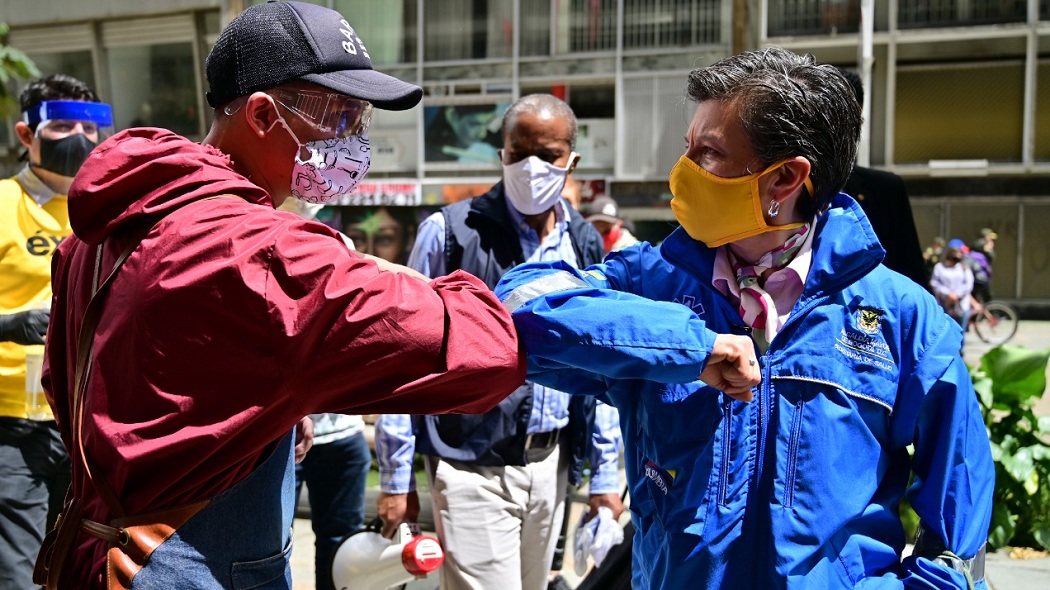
2, 0, 1048, 306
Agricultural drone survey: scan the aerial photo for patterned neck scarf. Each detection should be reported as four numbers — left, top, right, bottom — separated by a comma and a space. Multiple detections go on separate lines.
727, 224, 812, 352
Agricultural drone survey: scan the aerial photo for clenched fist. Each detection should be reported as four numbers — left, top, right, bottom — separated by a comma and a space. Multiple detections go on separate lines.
699, 334, 761, 402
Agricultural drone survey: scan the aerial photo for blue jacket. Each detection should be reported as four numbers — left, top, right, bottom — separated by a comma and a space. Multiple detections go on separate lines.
495, 194, 994, 589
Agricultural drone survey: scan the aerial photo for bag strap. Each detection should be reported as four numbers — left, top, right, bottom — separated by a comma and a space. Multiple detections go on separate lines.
71, 194, 247, 519
73, 234, 146, 519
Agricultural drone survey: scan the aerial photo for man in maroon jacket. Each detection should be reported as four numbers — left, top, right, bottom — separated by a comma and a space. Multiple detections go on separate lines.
37, 3, 525, 588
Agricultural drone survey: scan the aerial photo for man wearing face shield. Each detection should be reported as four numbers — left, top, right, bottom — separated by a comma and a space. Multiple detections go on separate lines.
375, 94, 623, 590
0, 73, 111, 590
494, 48, 993, 589
36, 2, 526, 588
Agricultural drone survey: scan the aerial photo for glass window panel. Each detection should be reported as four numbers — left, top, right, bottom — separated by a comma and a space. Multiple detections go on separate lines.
422, 101, 509, 165
895, 63, 1023, 164
1021, 204, 1050, 299
334, 0, 416, 65
910, 200, 944, 261
26, 51, 97, 95
623, 0, 721, 50
569, 0, 616, 53
519, 82, 614, 118
107, 43, 198, 137
521, 0, 552, 57
898, 0, 1026, 29
249, 0, 415, 64
767, 0, 860, 37
1036, 62, 1050, 162
424, 0, 512, 61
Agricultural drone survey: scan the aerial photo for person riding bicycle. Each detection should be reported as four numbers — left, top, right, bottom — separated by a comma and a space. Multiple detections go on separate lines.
930, 239, 974, 334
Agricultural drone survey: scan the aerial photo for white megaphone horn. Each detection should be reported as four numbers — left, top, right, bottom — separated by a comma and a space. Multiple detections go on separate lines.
331, 518, 444, 590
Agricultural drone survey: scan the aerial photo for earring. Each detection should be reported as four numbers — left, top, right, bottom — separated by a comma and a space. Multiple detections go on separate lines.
767, 200, 780, 218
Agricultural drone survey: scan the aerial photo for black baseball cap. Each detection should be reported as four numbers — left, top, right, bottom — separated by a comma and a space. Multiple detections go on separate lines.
206, 1, 422, 111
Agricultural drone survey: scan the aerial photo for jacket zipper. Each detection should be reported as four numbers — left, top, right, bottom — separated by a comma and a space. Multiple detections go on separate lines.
754, 362, 770, 498
784, 397, 805, 508
718, 397, 733, 506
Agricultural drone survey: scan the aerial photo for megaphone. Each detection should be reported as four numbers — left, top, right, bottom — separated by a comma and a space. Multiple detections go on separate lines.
331, 519, 443, 590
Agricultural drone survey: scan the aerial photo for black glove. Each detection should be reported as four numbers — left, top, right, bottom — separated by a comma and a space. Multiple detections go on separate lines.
0, 309, 50, 345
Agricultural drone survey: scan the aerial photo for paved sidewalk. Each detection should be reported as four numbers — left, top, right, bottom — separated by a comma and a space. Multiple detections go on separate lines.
985, 548, 1050, 590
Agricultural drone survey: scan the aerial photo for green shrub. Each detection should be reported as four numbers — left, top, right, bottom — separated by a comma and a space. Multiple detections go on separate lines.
971, 344, 1050, 550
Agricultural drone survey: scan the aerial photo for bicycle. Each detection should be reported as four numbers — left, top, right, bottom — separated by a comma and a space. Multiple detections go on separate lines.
969, 299, 1019, 346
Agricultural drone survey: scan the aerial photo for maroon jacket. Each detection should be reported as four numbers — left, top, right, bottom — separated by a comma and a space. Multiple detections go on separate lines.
44, 128, 525, 582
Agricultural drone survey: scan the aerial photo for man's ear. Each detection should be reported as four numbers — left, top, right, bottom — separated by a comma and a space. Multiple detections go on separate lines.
567, 151, 581, 174
243, 92, 280, 139
14, 122, 35, 150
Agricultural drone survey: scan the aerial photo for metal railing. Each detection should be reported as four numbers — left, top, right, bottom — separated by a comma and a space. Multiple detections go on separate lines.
524, 0, 723, 57
768, 0, 861, 36
768, 0, 1036, 37
898, 0, 1028, 29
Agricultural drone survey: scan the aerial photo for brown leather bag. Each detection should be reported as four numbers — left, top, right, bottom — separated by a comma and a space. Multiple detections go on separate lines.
103, 501, 212, 589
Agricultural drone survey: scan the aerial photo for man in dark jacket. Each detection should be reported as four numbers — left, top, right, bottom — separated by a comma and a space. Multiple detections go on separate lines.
839, 68, 928, 288
376, 94, 623, 590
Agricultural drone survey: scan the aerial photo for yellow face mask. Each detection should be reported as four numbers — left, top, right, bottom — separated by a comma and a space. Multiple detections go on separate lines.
669, 156, 812, 248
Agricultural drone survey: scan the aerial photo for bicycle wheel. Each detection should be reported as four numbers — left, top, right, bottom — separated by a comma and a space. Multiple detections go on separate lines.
973, 301, 1019, 346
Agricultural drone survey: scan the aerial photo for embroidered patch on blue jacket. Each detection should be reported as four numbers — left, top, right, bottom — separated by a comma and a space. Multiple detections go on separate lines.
672, 294, 705, 316
835, 307, 894, 372
644, 459, 676, 496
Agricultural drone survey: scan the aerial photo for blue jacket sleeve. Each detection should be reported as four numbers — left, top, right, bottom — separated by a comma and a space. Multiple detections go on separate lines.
494, 259, 718, 385
897, 316, 994, 589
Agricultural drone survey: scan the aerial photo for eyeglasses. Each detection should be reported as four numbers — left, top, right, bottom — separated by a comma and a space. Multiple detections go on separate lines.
269, 89, 373, 140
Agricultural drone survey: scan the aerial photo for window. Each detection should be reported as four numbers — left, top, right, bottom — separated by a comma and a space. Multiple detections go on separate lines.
333, 0, 417, 65
102, 13, 205, 138
424, 0, 513, 61
107, 43, 198, 136
895, 62, 1024, 164
25, 51, 96, 94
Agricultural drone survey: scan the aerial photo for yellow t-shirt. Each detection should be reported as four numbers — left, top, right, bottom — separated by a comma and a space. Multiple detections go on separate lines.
0, 170, 71, 419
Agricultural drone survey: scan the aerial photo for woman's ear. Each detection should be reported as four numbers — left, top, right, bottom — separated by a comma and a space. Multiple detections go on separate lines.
765, 157, 812, 218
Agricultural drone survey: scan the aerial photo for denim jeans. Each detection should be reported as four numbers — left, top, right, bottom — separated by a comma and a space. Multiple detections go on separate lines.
128, 431, 296, 589
0, 418, 70, 590
294, 431, 370, 590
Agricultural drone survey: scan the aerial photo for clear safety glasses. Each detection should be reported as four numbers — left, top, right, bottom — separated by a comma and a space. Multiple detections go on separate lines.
269, 89, 373, 140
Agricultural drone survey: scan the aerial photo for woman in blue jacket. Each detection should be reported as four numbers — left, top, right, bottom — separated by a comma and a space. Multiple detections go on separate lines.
495, 47, 993, 590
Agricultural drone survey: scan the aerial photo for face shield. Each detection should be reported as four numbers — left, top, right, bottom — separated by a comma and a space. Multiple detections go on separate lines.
22, 100, 114, 177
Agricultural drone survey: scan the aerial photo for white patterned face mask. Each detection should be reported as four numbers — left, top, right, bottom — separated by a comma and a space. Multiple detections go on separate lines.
274, 109, 371, 204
